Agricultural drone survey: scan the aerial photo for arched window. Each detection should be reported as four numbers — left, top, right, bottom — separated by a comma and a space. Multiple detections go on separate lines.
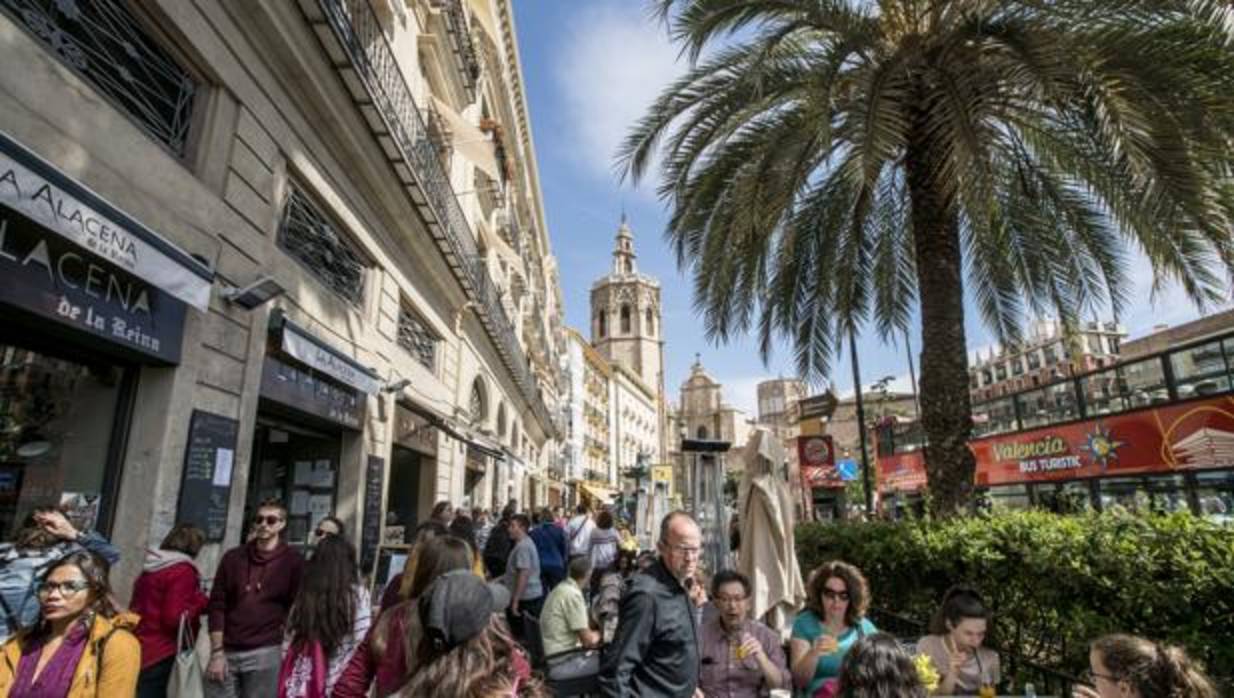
645, 308, 655, 336
598, 310, 607, 337
621, 304, 631, 333
469, 378, 487, 427
497, 403, 508, 440
696, 425, 709, 439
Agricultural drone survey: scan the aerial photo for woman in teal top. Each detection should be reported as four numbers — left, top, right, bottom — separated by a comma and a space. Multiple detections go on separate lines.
790, 561, 878, 697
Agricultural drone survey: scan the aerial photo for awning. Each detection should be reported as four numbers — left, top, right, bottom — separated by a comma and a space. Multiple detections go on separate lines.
578, 481, 618, 503
397, 397, 504, 460
432, 97, 501, 181
275, 311, 381, 395
0, 130, 214, 310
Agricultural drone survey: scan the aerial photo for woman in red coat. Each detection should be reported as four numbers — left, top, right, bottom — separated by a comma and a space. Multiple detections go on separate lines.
130, 523, 210, 698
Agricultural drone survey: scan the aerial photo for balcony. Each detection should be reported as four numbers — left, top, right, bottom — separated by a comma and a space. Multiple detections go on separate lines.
429, 0, 481, 100
303, 0, 556, 437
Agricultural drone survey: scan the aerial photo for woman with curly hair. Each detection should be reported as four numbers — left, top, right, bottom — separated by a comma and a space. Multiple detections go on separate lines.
832, 633, 927, 698
400, 569, 540, 697
277, 536, 370, 697
1073, 634, 1218, 698
790, 561, 878, 696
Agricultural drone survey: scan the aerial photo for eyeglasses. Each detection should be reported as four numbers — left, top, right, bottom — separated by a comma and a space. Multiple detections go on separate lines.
253, 515, 283, 526
668, 544, 702, 558
1083, 670, 1119, 683
714, 594, 747, 605
38, 580, 90, 597
821, 589, 850, 602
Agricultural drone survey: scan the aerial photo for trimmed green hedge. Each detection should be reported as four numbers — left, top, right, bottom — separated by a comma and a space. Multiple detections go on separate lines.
795, 511, 1234, 683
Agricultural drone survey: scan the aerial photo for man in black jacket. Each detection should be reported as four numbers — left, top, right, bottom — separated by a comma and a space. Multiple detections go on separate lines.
599, 511, 706, 698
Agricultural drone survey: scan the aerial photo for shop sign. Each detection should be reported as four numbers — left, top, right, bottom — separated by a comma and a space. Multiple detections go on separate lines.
394, 403, 438, 456
877, 450, 928, 493
0, 132, 212, 310
972, 394, 1234, 486
798, 435, 843, 488
259, 355, 366, 430
280, 318, 381, 395
0, 210, 185, 363
651, 465, 673, 483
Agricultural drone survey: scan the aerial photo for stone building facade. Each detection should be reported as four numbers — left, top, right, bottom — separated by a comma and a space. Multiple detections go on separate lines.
968, 318, 1126, 403
0, 0, 563, 597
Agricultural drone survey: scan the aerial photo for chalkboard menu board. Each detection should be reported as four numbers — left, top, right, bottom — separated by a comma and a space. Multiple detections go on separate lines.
360, 454, 384, 573
176, 410, 239, 542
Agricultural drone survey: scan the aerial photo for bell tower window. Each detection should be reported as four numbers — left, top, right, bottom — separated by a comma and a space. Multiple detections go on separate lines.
645, 308, 654, 336
620, 305, 631, 334
598, 310, 607, 338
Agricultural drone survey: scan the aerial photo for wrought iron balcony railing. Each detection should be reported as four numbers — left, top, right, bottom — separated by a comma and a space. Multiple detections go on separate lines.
430, 0, 481, 99
305, 0, 556, 437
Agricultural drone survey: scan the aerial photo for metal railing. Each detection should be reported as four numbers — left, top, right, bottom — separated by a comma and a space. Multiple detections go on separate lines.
310, 0, 555, 438
432, 0, 481, 98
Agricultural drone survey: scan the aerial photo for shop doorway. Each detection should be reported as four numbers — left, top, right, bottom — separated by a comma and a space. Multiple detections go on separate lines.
387, 445, 424, 539
247, 417, 341, 546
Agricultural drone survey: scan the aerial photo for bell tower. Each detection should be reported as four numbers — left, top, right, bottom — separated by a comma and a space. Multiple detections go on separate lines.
590, 215, 663, 394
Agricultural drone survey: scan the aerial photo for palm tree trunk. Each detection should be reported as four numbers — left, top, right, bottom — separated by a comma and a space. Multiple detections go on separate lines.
906, 125, 977, 516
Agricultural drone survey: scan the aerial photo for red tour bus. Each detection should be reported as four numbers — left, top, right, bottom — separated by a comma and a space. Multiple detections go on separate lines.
875, 330, 1234, 519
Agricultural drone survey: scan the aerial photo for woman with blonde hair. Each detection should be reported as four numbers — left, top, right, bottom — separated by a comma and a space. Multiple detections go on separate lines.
1073, 634, 1217, 698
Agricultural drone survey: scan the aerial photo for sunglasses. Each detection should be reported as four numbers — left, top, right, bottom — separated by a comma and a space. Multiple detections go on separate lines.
314, 528, 332, 538
822, 589, 850, 602
38, 580, 90, 597
253, 515, 283, 526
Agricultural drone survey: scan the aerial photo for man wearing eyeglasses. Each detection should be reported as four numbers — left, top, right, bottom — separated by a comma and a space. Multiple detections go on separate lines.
599, 510, 708, 698
205, 499, 305, 698
697, 570, 790, 697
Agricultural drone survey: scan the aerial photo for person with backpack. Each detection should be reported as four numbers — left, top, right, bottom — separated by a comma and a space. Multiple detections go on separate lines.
0, 550, 141, 696
130, 523, 211, 698
277, 536, 370, 697
482, 502, 517, 580
0, 508, 120, 643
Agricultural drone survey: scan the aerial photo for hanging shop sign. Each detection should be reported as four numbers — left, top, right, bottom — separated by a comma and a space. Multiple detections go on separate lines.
276, 313, 381, 395
798, 435, 843, 488
0, 131, 212, 310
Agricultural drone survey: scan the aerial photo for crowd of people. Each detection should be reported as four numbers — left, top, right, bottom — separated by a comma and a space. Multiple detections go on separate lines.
0, 500, 1222, 698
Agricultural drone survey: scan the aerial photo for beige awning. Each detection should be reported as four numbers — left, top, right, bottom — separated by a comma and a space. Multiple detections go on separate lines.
433, 97, 501, 181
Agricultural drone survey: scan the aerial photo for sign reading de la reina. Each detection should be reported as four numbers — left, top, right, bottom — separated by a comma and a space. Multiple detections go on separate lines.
0, 132, 212, 364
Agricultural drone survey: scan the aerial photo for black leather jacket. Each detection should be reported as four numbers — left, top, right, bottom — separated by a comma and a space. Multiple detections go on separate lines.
598, 558, 700, 697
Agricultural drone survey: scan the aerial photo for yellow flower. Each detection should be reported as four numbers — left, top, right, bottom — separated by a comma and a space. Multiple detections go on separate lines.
914, 653, 941, 693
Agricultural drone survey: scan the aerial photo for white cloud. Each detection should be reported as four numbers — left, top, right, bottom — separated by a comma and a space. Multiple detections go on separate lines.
553, 2, 685, 193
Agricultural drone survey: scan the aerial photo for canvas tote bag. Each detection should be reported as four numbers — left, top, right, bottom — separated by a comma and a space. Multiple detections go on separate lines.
168, 613, 205, 698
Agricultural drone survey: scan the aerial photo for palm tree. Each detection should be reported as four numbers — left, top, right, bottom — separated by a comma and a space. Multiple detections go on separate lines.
620, 0, 1234, 514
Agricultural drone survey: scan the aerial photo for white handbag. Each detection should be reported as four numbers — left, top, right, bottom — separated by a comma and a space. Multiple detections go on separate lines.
167, 613, 205, 698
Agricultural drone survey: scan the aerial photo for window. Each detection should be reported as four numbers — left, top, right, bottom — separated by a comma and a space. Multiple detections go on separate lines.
496, 403, 507, 440
981, 369, 992, 385
597, 310, 607, 338
1079, 366, 1126, 416
1043, 344, 1059, 364
278, 183, 367, 306
1122, 357, 1168, 408
469, 379, 487, 426
995, 364, 1007, 381
1170, 340, 1231, 398
1027, 352, 1041, 370
2, 0, 200, 156
1011, 358, 1024, 376
397, 303, 439, 372
645, 308, 655, 336
1014, 388, 1051, 429
972, 397, 1016, 437
696, 425, 709, 439
1108, 336, 1121, 355
620, 305, 631, 334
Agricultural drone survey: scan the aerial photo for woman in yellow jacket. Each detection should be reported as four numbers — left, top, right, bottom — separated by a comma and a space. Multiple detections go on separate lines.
0, 550, 141, 697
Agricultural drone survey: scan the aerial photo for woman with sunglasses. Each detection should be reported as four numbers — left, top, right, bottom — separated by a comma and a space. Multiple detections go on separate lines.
918, 586, 1000, 696
790, 561, 878, 697
1074, 634, 1217, 698
314, 517, 344, 541
0, 551, 141, 697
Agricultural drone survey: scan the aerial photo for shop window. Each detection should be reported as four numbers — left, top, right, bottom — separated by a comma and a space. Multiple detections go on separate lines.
1, 0, 200, 157
620, 305, 631, 334
397, 302, 438, 372
247, 423, 339, 545
0, 345, 134, 538
278, 182, 368, 307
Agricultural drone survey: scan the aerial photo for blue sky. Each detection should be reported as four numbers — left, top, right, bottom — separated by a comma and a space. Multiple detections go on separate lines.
511, 0, 1227, 415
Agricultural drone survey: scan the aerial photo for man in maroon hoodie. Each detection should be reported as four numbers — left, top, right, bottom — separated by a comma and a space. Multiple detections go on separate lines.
205, 499, 305, 698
